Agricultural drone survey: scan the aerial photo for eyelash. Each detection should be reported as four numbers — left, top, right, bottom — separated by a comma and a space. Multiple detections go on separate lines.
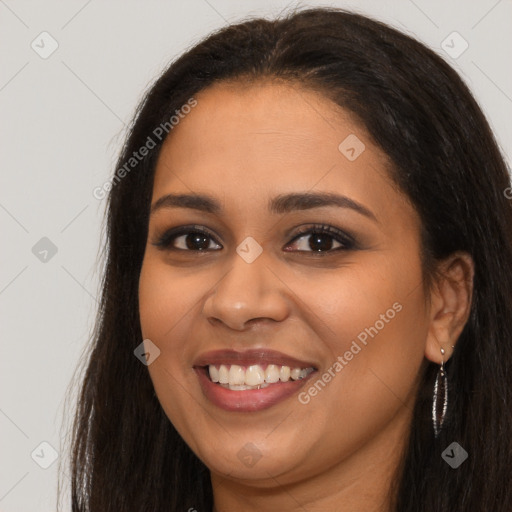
153, 223, 357, 255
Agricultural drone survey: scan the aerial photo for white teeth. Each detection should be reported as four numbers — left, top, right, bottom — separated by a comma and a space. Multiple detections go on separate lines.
218, 364, 229, 384
228, 364, 245, 385
290, 367, 301, 380
298, 368, 312, 379
206, 363, 315, 388
225, 383, 270, 391
265, 364, 280, 383
279, 365, 291, 382
209, 365, 219, 383
245, 365, 265, 386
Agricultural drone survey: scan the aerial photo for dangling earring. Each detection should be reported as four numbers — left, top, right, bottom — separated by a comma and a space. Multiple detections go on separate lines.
432, 346, 448, 438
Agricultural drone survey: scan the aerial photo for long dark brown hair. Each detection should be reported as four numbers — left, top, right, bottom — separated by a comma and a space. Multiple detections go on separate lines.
62, 7, 512, 511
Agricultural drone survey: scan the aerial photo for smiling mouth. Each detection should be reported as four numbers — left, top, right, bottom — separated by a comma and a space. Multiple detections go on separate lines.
203, 363, 316, 391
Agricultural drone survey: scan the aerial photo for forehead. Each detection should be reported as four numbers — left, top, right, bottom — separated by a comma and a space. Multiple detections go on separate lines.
156, 80, 366, 172
152, 81, 409, 222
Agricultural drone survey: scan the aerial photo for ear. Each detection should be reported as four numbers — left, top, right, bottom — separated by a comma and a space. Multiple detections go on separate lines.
425, 251, 474, 364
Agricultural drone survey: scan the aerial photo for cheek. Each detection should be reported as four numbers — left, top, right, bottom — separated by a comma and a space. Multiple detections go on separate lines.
138, 255, 201, 341
138, 256, 205, 436
295, 249, 427, 354
139, 256, 170, 337
138, 257, 195, 398
287, 251, 428, 438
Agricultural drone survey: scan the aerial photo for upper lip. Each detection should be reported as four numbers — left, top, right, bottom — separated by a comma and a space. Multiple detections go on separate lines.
193, 349, 318, 369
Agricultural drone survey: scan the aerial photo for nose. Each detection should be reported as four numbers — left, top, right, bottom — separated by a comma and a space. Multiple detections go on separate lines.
202, 249, 290, 331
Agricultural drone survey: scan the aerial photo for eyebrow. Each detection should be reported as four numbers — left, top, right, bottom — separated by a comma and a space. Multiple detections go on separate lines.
150, 192, 378, 222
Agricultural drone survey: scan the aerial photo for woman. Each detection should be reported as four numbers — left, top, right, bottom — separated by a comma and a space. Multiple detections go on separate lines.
66, 7, 512, 511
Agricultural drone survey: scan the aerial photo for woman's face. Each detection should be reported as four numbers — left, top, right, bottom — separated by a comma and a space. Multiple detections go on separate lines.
138, 81, 430, 486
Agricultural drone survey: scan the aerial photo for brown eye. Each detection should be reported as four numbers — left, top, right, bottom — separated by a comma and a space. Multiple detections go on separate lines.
153, 226, 222, 251
284, 224, 355, 254
290, 233, 343, 252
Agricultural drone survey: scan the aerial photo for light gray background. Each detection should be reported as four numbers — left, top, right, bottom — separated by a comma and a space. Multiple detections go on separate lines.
1, 1, 511, 511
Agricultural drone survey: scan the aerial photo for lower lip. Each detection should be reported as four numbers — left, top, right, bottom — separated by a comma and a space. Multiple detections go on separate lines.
194, 367, 317, 412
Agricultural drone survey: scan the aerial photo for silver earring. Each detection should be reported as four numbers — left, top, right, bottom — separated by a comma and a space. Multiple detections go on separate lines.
432, 347, 448, 438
